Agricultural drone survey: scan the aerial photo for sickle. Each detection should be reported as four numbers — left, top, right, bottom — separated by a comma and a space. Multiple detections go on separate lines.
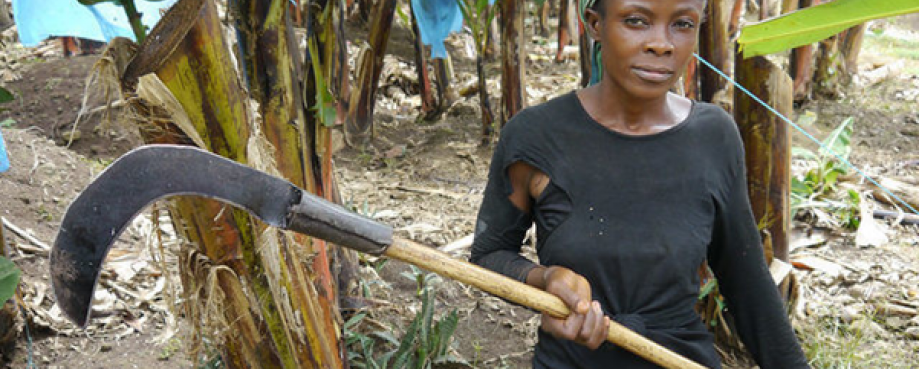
50, 144, 705, 369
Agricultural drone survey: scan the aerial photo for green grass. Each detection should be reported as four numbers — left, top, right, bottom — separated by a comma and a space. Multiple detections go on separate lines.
864, 32, 919, 61
801, 317, 869, 368
798, 311, 916, 368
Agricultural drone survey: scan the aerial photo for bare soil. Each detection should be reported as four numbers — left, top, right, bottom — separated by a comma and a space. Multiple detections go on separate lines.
0, 13, 917, 369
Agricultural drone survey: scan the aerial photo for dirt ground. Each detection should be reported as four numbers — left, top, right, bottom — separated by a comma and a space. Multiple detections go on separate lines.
0, 10, 917, 369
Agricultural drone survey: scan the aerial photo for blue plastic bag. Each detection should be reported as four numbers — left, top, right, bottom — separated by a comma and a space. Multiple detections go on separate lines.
411, 0, 464, 59
12, 0, 178, 47
0, 130, 9, 173
412, 0, 496, 59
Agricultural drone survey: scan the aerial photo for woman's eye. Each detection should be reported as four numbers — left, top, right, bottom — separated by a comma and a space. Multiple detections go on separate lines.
624, 17, 648, 27
674, 19, 696, 29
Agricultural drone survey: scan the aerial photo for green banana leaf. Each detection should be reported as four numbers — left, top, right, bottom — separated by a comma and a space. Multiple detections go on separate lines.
0, 257, 20, 303
737, 0, 919, 59
0, 86, 13, 104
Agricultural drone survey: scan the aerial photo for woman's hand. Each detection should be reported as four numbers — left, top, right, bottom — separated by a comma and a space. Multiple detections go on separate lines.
534, 266, 610, 350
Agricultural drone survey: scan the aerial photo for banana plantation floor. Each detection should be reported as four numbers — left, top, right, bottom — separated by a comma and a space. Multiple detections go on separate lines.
1, 17, 918, 369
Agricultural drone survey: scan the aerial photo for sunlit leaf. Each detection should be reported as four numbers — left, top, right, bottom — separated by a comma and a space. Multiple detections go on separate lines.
791, 177, 813, 197
698, 279, 717, 300
486, 5, 499, 26
0, 86, 13, 104
791, 147, 817, 161
307, 38, 337, 127
0, 257, 20, 303
738, 0, 919, 58
344, 312, 367, 331
796, 110, 818, 128
395, 5, 410, 28
819, 117, 853, 163
476, 0, 488, 17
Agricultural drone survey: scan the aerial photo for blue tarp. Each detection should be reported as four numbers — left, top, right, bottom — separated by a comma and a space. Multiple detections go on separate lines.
13, 0, 178, 47
0, 130, 9, 173
411, 0, 464, 59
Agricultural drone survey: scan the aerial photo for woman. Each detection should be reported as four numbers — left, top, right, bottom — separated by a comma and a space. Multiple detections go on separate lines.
469, 0, 809, 367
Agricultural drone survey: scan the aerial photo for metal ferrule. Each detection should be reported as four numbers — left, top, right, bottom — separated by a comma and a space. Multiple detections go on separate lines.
286, 190, 393, 255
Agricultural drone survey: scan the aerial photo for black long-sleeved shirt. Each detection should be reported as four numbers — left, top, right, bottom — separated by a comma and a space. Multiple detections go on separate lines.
470, 92, 809, 368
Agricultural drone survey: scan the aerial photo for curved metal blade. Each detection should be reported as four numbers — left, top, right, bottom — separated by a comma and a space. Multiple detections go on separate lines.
51, 145, 299, 327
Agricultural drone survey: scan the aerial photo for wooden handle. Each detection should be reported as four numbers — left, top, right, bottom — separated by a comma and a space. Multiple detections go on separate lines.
385, 238, 707, 369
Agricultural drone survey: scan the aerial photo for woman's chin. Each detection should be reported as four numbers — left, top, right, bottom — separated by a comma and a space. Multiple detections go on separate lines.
624, 84, 675, 101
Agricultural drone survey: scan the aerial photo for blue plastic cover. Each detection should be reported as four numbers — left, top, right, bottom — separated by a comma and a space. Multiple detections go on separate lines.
0, 130, 9, 173
13, 0, 178, 47
411, 0, 465, 59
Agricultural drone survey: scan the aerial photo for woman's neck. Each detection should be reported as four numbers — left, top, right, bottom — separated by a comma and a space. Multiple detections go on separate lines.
577, 85, 690, 136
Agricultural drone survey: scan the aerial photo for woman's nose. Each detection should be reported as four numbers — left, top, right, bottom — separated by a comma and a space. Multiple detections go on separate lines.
644, 28, 674, 56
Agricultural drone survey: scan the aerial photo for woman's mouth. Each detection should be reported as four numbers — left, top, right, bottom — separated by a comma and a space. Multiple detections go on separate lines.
632, 66, 674, 83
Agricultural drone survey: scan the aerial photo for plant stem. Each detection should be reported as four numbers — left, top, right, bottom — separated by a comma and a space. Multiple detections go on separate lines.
476, 55, 494, 145
119, 0, 147, 43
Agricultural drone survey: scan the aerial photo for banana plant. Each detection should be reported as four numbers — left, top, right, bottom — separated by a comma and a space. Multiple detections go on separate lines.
455, 0, 498, 144
791, 116, 859, 228
738, 0, 919, 58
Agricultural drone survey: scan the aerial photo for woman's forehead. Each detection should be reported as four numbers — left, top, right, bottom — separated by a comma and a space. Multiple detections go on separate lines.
605, 0, 706, 10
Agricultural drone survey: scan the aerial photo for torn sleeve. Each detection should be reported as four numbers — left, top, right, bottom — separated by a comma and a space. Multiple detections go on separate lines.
470, 134, 539, 283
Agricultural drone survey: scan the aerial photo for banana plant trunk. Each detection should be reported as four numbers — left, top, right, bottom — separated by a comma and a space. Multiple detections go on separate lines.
733, 54, 793, 285
682, 58, 698, 100
555, 0, 571, 63
840, 23, 866, 75
814, 30, 845, 97
119, 0, 345, 366
345, 0, 397, 147
698, 0, 731, 103
789, 0, 817, 101
760, 0, 772, 20
729, 0, 743, 35
537, 0, 550, 37
410, 3, 439, 120
302, 0, 364, 319
433, 57, 455, 117
476, 55, 495, 145
233, 0, 349, 366
500, 0, 525, 125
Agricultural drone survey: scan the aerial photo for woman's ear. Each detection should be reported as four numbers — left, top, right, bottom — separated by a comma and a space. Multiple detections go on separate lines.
583, 8, 603, 41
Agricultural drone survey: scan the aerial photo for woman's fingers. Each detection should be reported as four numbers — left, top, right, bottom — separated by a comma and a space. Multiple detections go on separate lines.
540, 266, 610, 349
542, 300, 609, 349
577, 301, 600, 342
578, 302, 609, 349
542, 307, 584, 340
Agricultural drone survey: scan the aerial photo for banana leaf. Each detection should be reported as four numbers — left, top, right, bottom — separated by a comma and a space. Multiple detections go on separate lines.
0, 257, 20, 303
737, 0, 919, 58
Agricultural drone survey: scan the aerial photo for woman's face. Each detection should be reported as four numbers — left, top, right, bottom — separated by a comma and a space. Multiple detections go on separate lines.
585, 0, 704, 100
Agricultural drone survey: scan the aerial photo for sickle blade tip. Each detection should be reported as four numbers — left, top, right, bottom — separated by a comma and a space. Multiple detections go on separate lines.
51, 233, 99, 328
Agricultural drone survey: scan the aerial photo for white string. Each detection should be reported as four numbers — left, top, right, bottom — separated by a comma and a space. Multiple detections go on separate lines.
693, 53, 919, 216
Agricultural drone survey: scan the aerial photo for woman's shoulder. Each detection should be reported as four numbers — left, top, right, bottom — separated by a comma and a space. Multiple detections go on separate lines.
495, 92, 581, 164
689, 101, 736, 128
502, 91, 581, 135
686, 101, 743, 145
